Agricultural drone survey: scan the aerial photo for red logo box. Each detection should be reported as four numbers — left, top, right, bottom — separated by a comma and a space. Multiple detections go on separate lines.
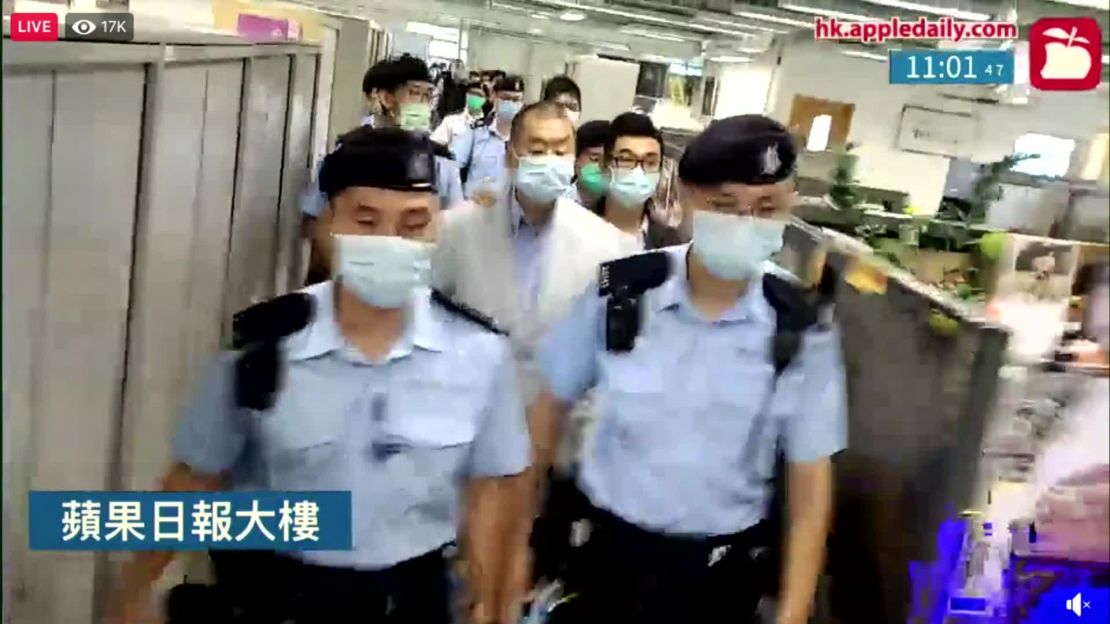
10, 13, 60, 42
1028, 17, 1103, 91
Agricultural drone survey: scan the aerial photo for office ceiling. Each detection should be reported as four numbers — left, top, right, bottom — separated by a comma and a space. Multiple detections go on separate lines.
295, 0, 1109, 63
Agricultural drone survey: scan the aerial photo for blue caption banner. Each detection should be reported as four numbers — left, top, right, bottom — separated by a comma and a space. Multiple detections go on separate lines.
889, 49, 1014, 85
29, 491, 352, 551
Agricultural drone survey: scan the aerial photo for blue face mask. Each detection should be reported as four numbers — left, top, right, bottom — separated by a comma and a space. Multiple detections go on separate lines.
497, 99, 522, 122
608, 167, 660, 209
691, 211, 785, 281
334, 234, 432, 308
513, 155, 574, 205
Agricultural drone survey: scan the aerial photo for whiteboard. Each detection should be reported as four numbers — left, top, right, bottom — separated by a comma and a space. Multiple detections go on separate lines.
896, 105, 977, 158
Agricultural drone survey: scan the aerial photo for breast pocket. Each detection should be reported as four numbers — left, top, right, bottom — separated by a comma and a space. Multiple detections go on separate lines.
256, 396, 345, 490
708, 359, 796, 478
381, 379, 481, 450
598, 356, 671, 457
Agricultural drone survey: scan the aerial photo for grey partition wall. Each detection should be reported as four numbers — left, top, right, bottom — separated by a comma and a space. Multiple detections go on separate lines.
820, 253, 1010, 624
2, 39, 321, 624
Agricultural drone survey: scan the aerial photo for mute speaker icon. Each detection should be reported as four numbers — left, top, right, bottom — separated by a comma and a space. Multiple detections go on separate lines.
1066, 592, 1085, 617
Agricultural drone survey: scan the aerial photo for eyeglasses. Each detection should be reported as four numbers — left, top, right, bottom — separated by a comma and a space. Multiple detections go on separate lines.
555, 100, 581, 113
612, 153, 662, 173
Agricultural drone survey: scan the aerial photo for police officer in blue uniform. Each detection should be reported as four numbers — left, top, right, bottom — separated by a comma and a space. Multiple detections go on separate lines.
115, 127, 529, 624
451, 75, 525, 202
523, 115, 848, 624
301, 56, 465, 286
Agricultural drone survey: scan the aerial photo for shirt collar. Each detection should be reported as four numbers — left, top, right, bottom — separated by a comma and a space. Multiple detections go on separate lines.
285, 282, 446, 362
649, 244, 776, 325
509, 191, 555, 237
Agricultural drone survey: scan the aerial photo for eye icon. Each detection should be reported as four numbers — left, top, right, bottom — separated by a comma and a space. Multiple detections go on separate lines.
72, 19, 97, 36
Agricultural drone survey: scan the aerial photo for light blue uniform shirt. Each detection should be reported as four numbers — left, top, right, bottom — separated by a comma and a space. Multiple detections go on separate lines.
509, 192, 553, 315
300, 116, 464, 218
173, 282, 530, 569
451, 123, 509, 199
537, 244, 848, 536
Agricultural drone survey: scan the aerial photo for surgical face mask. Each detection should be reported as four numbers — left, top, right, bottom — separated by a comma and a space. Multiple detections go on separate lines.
691, 211, 786, 281
398, 102, 432, 132
497, 99, 522, 122
608, 167, 660, 209
466, 94, 486, 115
578, 162, 609, 196
334, 234, 432, 308
565, 109, 581, 126
513, 154, 574, 205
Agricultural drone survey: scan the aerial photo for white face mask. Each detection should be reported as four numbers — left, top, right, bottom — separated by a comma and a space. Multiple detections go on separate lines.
565, 109, 581, 126
690, 211, 785, 281
334, 234, 432, 308
608, 167, 660, 209
513, 154, 575, 205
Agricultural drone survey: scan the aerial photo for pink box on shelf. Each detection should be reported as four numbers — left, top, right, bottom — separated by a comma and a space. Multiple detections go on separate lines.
237, 13, 301, 42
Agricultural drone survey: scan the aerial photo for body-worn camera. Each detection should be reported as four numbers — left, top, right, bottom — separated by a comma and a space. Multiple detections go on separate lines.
599, 252, 671, 353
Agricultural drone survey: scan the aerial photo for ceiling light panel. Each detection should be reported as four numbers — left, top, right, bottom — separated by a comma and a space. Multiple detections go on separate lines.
858, 0, 990, 20
778, 3, 881, 21
732, 9, 814, 28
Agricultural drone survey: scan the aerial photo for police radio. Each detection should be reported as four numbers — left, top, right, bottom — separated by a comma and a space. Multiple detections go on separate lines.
599, 252, 671, 353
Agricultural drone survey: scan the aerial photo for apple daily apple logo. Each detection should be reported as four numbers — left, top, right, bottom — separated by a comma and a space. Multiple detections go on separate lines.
1029, 17, 1102, 91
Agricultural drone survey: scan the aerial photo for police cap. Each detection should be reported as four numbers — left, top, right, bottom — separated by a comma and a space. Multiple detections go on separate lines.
678, 114, 797, 186
319, 126, 436, 197
493, 75, 525, 93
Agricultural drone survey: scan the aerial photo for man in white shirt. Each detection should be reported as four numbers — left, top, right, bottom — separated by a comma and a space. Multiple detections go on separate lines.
432, 80, 487, 147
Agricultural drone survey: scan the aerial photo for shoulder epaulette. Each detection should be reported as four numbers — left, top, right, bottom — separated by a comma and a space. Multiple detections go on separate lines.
431, 289, 506, 336
598, 251, 670, 297
231, 293, 315, 349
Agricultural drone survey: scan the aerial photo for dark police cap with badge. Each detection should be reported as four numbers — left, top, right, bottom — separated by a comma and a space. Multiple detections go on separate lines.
493, 75, 525, 93
318, 126, 437, 197
678, 114, 797, 186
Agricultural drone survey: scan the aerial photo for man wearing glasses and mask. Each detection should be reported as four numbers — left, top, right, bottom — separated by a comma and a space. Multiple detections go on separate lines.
523, 115, 847, 624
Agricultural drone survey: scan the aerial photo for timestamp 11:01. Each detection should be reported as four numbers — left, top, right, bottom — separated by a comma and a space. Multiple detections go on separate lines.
889, 49, 1015, 86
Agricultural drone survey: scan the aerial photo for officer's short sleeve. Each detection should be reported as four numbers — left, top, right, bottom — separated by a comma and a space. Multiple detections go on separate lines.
785, 325, 848, 463
300, 159, 327, 218
435, 157, 464, 209
172, 352, 249, 475
451, 129, 474, 169
467, 340, 530, 478
538, 288, 603, 404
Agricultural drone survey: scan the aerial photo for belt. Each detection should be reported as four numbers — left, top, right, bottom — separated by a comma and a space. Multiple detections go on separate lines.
206, 548, 451, 624
585, 503, 770, 560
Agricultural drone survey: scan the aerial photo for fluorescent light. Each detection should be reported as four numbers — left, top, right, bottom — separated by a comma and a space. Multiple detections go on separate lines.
696, 16, 788, 34
842, 49, 888, 61
533, 0, 775, 38
732, 9, 813, 28
620, 27, 688, 42
779, 4, 880, 21
558, 10, 586, 21
859, 0, 990, 20
595, 41, 631, 52
709, 55, 753, 63
1043, 0, 1110, 9
531, 13, 550, 19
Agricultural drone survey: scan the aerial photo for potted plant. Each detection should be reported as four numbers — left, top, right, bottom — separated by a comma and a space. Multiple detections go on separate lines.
826, 143, 862, 220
